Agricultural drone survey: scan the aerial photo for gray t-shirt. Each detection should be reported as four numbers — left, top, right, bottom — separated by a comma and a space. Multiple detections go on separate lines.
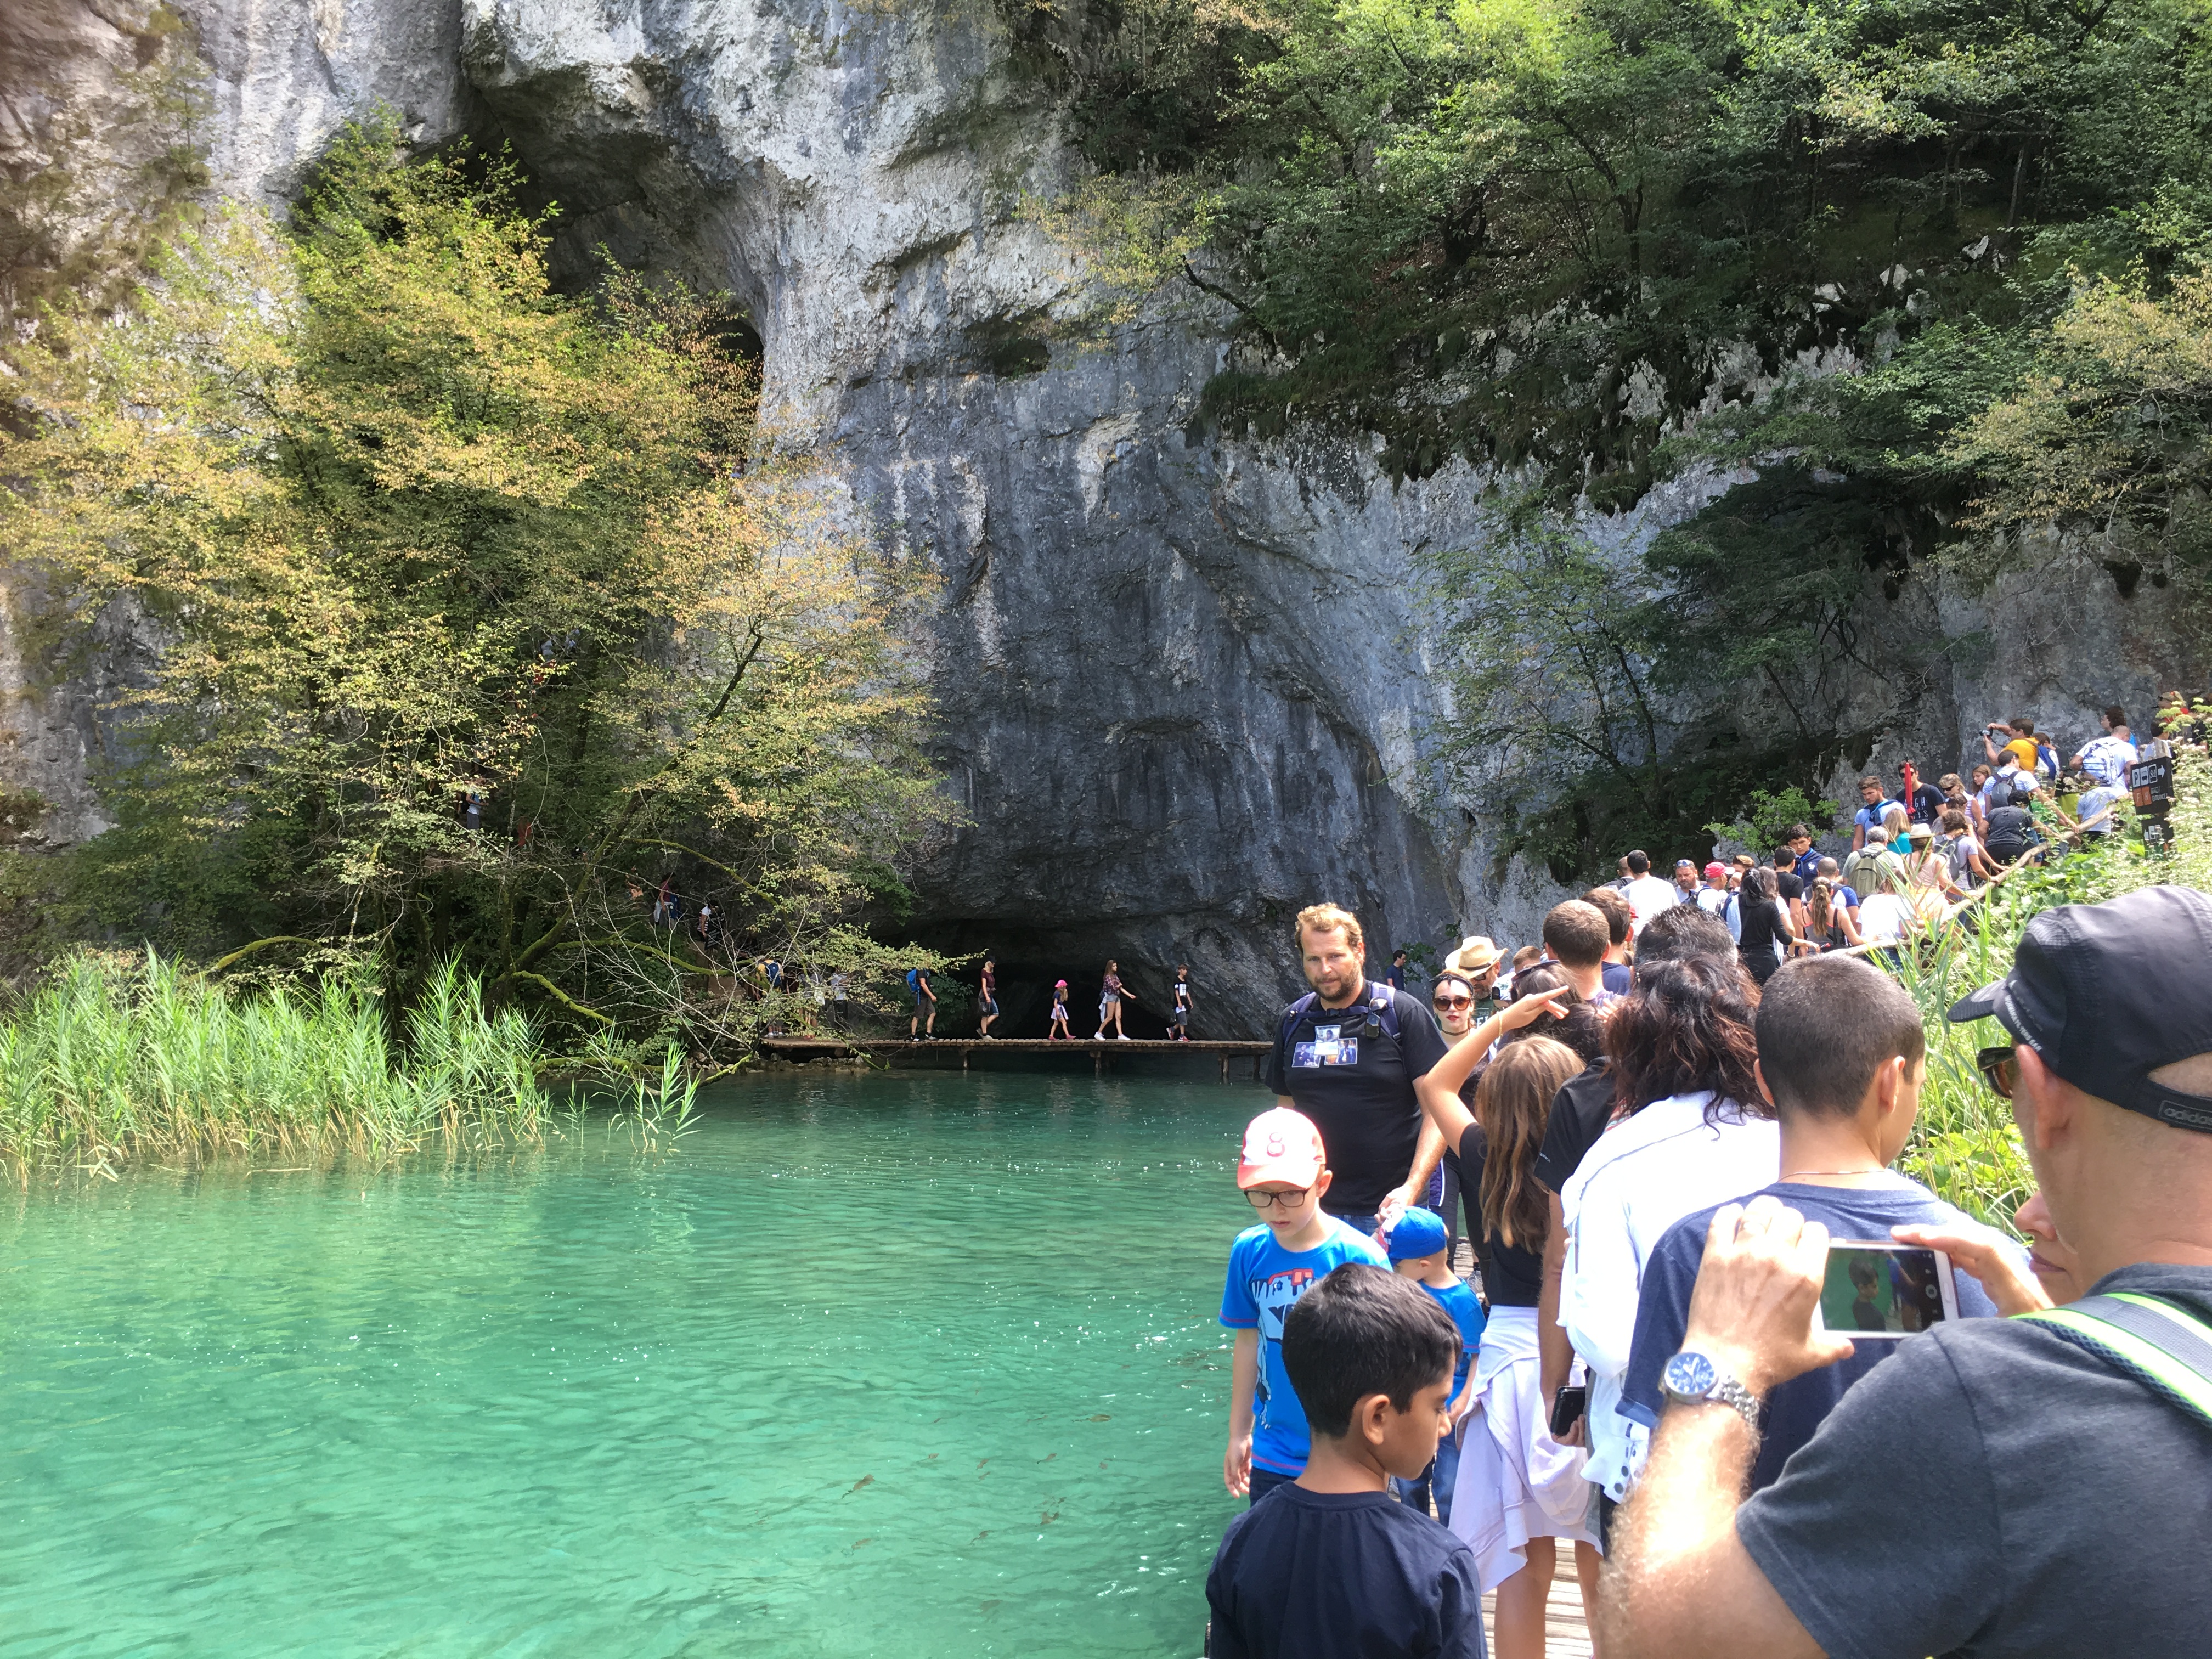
1737, 1262, 2212, 1659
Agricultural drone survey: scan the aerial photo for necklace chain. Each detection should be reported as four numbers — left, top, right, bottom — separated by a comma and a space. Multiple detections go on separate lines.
1778, 1168, 1891, 1180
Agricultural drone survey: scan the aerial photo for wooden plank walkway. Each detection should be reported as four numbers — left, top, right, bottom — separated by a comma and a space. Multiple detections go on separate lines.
758, 1035, 1272, 1080
1481, 1545, 1595, 1659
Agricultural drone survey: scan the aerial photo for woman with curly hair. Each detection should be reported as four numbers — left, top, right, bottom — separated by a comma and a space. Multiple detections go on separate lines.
1555, 956, 1780, 1530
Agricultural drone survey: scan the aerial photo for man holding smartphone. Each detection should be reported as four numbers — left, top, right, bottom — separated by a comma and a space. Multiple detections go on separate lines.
1599, 885, 2212, 1659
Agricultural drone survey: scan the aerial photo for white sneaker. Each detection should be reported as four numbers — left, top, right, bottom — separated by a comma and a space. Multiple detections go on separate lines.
1117, 1034, 1132, 1041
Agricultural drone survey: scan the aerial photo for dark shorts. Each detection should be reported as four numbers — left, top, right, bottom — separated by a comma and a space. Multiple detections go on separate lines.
979, 998, 998, 1015
1172, 1007, 1189, 1027
1248, 1468, 1297, 1507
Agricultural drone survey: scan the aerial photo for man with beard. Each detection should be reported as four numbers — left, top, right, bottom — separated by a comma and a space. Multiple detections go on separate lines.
1266, 904, 1452, 1238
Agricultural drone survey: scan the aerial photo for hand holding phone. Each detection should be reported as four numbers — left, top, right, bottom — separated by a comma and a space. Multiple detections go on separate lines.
1548, 1384, 1587, 1440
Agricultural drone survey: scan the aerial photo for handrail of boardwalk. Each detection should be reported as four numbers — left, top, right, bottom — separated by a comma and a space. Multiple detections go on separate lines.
757, 1035, 1272, 1080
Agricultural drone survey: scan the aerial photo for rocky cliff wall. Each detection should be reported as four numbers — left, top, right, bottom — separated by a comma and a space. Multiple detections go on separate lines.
5, 0, 2200, 1030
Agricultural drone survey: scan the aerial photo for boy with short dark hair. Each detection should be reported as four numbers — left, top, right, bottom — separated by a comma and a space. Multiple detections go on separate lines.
1541, 900, 1613, 1003
1205, 1264, 1487, 1659
1582, 887, 1634, 994
1619, 954, 2001, 1492
1221, 1108, 1390, 1505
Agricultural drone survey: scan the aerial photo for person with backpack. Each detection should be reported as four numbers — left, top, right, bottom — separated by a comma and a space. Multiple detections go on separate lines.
1841, 819, 1906, 901
1266, 904, 1454, 1238
1982, 778, 2044, 865
1597, 885, 2212, 1659
907, 963, 936, 1039
1934, 807, 1998, 890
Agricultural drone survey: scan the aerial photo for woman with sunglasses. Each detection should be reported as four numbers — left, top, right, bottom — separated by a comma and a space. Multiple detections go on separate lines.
1431, 969, 1483, 1253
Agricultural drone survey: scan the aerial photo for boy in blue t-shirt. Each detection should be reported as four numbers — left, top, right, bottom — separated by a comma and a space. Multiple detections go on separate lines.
1222, 1107, 1389, 1505
1621, 955, 2004, 1493
1384, 1206, 1483, 1522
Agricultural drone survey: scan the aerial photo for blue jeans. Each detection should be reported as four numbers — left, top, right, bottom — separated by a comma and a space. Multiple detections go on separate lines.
1390, 1429, 1462, 1524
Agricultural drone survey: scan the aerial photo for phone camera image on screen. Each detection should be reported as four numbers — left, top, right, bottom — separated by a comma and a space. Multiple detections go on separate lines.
1821, 1244, 1949, 1336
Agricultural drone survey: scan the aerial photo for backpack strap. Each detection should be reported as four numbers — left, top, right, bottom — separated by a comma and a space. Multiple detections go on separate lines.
1367, 979, 1402, 1041
1277, 992, 1319, 1053
2019, 1293, 2212, 1430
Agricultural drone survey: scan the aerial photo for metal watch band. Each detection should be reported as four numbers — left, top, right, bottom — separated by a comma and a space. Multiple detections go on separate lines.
1706, 1373, 1762, 1434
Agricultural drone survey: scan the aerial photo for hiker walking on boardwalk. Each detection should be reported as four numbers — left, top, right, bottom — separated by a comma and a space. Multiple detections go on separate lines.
1172, 966, 1194, 1040
1048, 979, 1073, 1040
977, 958, 1000, 1039
1266, 904, 1452, 1237
1094, 960, 1136, 1041
907, 963, 936, 1040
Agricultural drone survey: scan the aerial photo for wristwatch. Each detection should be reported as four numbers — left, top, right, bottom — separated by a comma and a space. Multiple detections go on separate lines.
1660, 1350, 1762, 1432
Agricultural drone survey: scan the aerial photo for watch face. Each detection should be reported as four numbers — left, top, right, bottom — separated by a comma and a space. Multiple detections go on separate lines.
1664, 1350, 1718, 1400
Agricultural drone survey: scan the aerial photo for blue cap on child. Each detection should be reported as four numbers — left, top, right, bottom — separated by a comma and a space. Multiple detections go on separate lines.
1385, 1207, 1449, 1262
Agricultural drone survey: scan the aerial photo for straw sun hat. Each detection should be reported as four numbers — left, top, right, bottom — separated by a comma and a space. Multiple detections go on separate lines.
1446, 935, 1505, 974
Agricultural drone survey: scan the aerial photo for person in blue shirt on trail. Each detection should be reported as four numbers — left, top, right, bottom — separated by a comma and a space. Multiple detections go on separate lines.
1222, 1107, 1390, 1505
1387, 950, 1410, 991
1849, 775, 1901, 851
1206, 1265, 1487, 1659
1620, 952, 2002, 1495
1384, 1207, 1485, 1523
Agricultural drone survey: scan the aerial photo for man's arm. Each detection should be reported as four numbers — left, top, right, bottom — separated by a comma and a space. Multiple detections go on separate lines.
1387, 1116, 1448, 1228
1594, 1199, 1850, 1659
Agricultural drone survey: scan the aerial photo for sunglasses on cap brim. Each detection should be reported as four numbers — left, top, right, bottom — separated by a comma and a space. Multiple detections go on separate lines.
1976, 1045, 2020, 1099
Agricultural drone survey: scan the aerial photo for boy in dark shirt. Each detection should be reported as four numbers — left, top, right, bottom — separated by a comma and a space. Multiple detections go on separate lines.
1205, 1265, 1487, 1659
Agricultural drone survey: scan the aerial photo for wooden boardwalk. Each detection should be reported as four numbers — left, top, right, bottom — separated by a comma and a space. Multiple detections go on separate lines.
758, 1035, 1271, 1080
1481, 1545, 1596, 1659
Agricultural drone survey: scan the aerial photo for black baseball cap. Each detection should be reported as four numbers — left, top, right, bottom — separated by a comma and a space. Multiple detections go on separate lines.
1947, 885, 2212, 1133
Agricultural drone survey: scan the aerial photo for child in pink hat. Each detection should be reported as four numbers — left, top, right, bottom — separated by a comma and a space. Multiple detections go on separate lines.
1220, 1107, 1388, 1505
1047, 979, 1071, 1040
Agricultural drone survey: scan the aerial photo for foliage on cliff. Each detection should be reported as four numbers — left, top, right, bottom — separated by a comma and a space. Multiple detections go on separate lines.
0, 120, 951, 1040
1052, 0, 2212, 874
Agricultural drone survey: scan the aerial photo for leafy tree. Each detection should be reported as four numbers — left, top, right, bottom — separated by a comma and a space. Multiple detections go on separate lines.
1052, 0, 2212, 875
0, 119, 952, 1041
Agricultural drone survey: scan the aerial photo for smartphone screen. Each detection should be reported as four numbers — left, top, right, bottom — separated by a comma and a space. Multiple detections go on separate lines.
1820, 1241, 1956, 1338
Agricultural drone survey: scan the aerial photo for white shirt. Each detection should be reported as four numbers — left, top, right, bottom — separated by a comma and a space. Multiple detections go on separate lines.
1621, 874, 1680, 934
2077, 733, 2138, 788
1857, 890, 1913, 944
1557, 1092, 1781, 1501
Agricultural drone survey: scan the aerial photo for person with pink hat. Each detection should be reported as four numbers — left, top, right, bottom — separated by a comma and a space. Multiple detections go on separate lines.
1047, 979, 1072, 1040
1220, 1106, 1388, 1506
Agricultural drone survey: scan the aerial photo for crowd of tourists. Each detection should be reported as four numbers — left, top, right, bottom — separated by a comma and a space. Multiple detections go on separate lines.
1204, 859, 2212, 1655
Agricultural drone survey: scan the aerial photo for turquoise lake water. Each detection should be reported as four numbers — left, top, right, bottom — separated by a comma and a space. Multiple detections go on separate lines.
0, 1070, 1262, 1658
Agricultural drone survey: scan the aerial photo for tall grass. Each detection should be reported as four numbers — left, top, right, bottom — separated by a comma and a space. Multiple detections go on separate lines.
0, 952, 550, 1167
1889, 743, 2212, 1228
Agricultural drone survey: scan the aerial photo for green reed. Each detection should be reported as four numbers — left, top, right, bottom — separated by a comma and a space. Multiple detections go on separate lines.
0, 952, 551, 1167
1887, 743, 2212, 1229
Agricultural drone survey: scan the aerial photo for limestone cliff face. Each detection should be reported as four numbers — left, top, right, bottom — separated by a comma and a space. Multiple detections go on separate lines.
5, 0, 2200, 1029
